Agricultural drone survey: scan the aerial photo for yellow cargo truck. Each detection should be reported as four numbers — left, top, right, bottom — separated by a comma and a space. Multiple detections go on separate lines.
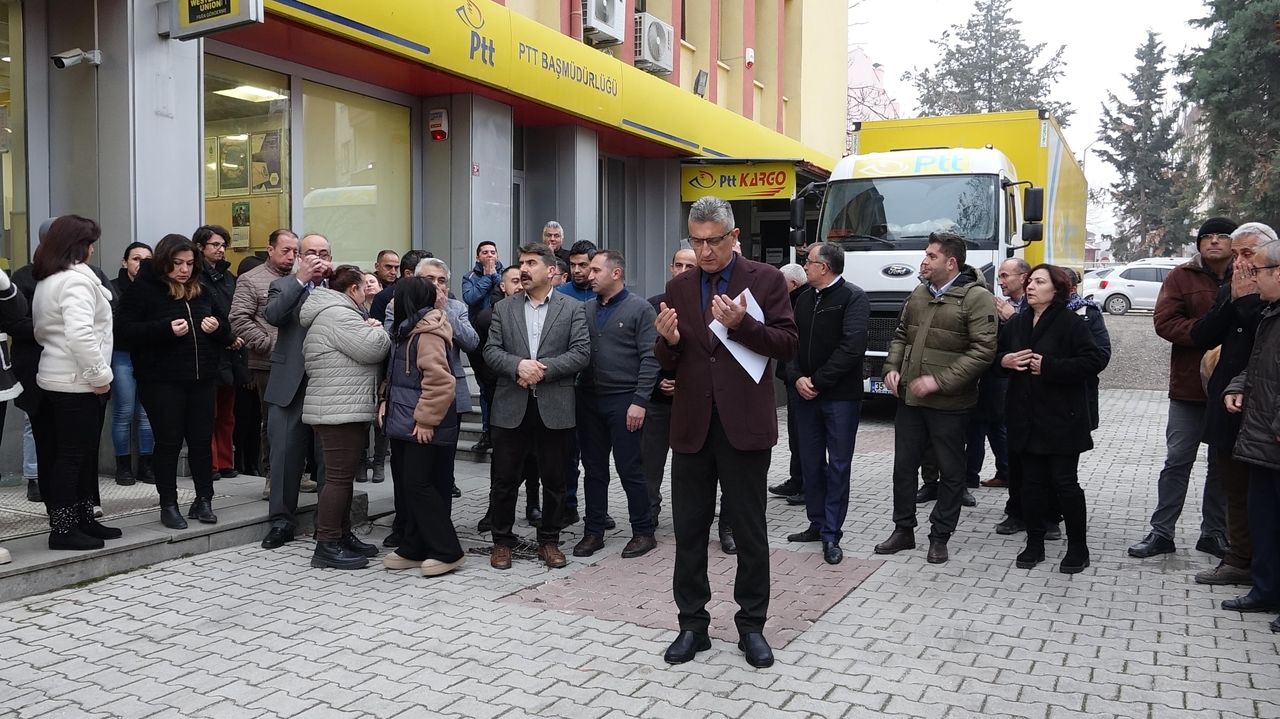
791, 109, 1087, 395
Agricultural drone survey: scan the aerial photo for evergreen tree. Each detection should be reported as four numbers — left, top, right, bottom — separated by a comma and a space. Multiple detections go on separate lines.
1095, 32, 1181, 259
1180, 0, 1280, 223
902, 0, 1073, 124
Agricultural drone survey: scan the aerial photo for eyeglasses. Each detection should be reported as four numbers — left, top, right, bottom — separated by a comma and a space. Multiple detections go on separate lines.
802, 258, 827, 267
1246, 263, 1280, 278
685, 231, 733, 249
303, 250, 333, 260
1201, 233, 1232, 243
205, 241, 227, 249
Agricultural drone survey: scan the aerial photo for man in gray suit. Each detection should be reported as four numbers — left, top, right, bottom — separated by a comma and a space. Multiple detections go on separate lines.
261, 233, 336, 550
483, 242, 590, 570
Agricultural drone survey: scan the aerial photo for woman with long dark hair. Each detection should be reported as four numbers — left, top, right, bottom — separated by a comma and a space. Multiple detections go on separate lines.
300, 265, 392, 570
380, 277, 465, 577
999, 264, 1106, 574
110, 241, 156, 486
31, 215, 121, 550
117, 234, 230, 529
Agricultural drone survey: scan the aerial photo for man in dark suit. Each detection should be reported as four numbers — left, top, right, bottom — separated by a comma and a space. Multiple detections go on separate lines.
654, 196, 798, 669
483, 243, 590, 570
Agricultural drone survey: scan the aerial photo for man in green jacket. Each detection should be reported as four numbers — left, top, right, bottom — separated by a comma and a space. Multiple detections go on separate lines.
873, 231, 997, 564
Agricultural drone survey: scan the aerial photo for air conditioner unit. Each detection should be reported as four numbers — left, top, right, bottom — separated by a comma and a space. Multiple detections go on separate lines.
634, 12, 674, 74
582, 0, 625, 46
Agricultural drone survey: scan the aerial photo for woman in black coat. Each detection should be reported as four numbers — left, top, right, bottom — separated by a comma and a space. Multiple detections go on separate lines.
117, 234, 231, 529
999, 264, 1106, 574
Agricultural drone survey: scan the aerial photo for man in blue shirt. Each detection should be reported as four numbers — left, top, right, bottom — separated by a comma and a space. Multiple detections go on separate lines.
556, 240, 598, 302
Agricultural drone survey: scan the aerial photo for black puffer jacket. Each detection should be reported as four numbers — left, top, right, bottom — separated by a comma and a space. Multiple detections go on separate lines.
1192, 280, 1264, 452
999, 302, 1107, 455
1227, 302, 1280, 470
785, 277, 870, 401
199, 259, 248, 385
116, 260, 231, 384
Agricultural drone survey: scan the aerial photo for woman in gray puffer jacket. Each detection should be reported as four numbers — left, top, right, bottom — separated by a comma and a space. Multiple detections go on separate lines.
300, 264, 392, 571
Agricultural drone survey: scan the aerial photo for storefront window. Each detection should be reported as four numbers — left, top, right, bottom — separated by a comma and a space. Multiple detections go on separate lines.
203, 56, 290, 264
0, 0, 28, 267
302, 81, 410, 267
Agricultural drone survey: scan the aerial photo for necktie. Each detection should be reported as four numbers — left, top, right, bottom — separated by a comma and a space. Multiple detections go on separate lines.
704, 272, 720, 345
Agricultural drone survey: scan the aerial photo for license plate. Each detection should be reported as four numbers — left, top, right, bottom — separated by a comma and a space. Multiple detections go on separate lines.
869, 378, 892, 395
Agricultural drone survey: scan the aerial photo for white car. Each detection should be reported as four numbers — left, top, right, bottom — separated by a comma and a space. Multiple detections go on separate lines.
1090, 258, 1185, 315
1081, 268, 1114, 300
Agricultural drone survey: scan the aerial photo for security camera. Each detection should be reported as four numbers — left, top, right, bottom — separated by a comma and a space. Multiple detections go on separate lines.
744, 47, 755, 70
51, 48, 102, 69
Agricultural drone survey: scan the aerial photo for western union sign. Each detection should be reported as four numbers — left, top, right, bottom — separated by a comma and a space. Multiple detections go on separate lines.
170, 0, 264, 41
680, 162, 796, 202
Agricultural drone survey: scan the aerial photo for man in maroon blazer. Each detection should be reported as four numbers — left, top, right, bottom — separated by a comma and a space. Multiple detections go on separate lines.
654, 196, 798, 669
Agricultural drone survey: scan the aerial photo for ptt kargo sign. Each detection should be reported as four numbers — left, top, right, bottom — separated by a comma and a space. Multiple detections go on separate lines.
680, 162, 796, 201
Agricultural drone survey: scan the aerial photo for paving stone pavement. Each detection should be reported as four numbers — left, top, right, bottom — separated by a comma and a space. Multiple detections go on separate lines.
1, 389, 1278, 719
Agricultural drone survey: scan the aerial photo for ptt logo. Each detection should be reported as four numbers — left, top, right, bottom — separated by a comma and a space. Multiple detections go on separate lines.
688, 170, 717, 190
457, 1, 495, 66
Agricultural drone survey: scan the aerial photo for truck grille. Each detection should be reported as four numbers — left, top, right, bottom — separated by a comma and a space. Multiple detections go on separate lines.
867, 316, 898, 353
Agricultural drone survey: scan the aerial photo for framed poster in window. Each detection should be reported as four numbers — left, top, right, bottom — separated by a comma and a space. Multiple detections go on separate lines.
250, 130, 284, 194
230, 201, 251, 249
218, 135, 250, 196
204, 137, 219, 198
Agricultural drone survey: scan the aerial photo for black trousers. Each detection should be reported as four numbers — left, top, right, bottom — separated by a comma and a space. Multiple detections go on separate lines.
233, 382, 262, 475
1017, 451, 1087, 543
490, 395, 569, 546
139, 381, 216, 505
33, 391, 105, 512
390, 438, 463, 563
891, 403, 968, 541
672, 412, 770, 635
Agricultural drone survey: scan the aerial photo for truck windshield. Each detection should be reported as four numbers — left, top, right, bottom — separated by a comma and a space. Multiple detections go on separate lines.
817, 175, 999, 251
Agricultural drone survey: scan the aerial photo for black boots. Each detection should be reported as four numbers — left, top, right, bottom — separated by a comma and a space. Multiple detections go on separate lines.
48, 504, 105, 551
187, 498, 217, 524
1016, 535, 1045, 569
26, 479, 41, 503
312, 541, 370, 569
1060, 543, 1090, 574
470, 431, 492, 454
160, 503, 188, 530
114, 455, 136, 486
79, 502, 123, 540
137, 456, 156, 484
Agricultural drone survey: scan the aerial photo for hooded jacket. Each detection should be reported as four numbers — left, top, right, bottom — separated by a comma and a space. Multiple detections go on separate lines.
383, 308, 457, 445
33, 263, 115, 393
462, 259, 505, 314
1154, 253, 1226, 402
116, 260, 230, 384
299, 287, 392, 426
882, 264, 998, 410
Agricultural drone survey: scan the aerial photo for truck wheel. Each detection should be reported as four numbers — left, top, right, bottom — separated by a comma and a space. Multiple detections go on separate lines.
1104, 294, 1130, 316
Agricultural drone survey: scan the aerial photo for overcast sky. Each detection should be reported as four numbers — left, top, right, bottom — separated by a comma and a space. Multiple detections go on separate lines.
849, 0, 1211, 235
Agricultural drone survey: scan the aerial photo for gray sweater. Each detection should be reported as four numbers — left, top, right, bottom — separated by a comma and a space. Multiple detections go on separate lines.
582, 289, 659, 407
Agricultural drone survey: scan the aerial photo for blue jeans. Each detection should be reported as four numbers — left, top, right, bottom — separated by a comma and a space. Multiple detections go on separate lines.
110, 351, 154, 457
795, 396, 861, 544
578, 390, 654, 537
22, 413, 38, 479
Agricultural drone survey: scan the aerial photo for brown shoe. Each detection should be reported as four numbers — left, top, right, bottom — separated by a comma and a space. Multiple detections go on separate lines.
621, 534, 657, 558
573, 534, 605, 557
980, 476, 1008, 488
537, 542, 568, 568
490, 545, 512, 570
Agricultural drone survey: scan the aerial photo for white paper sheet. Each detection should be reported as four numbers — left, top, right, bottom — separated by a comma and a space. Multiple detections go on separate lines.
709, 288, 769, 383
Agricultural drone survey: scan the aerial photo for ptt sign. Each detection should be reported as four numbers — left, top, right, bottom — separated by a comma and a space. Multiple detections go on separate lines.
680, 162, 796, 201
457, 1, 496, 66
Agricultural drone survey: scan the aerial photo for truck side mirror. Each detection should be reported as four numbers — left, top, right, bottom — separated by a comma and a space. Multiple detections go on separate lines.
789, 196, 806, 230
790, 228, 807, 247
1023, 187, 1044, 223
1020, 223, 1043, 244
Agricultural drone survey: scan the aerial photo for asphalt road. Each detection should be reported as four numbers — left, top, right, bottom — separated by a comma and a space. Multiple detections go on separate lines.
1098, 311, 1171, 392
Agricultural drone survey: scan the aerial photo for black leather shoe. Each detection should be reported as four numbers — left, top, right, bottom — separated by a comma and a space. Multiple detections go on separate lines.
788, 527, 821, 543
470, 432, 492, 454
960, 489, 976, 507
1045, 523, 1062, 541
187, 498, 217, 524
927, 539, 949, 564
621, 534, 656, 558
915, 484, 938, 504
1221, 594, 1280, 613
874, 528, 915, 554
1271, 616, 1280, 634
604, 514, 617, 530
261, 526, 294, 549
477, 515, 493, 534
785, 494, 806, 506
738, 632, 774, 668
382, 532, 401, 548
573, 534, 605, 557
1195, 535, 1229, 560
663, 630, 711, 664
995, 516, 1025, 535
311, 541, 370, 570
1128, 532, 1175, 558
822, 541, 843, 565
719, 531, 737, 555
451, 484, 462, 498
159, 504, 188, 530
526, 506, 543, 528
343, 532, 379, 557
768, 479, 802, 499
219, 468, 239, 479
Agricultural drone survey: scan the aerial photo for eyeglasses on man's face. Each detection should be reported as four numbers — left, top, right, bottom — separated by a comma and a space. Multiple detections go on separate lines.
1202, 233, 1232, 243
802, 258, 827, 267
685, 231, 733, 250
1246, 263, 1280, 278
